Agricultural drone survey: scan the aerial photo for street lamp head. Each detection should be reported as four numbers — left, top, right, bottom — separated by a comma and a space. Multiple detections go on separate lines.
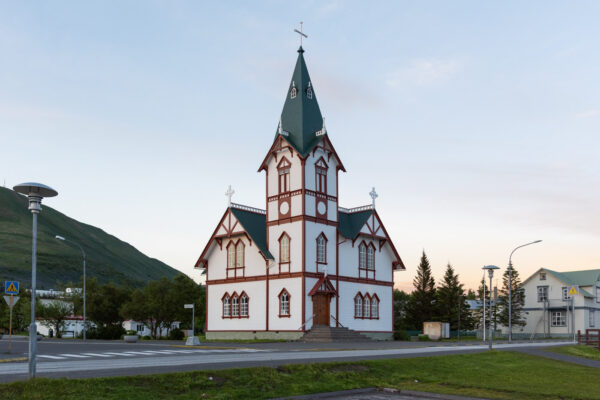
533, 240, 542, 243
55, 235, 66, 241
13, 182, 58, 214
482, 264, 500, 278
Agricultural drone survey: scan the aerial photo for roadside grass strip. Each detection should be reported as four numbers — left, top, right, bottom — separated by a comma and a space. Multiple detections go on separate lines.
2, 351, 600, 400
0, 358, 27, 364
549, 344, 600, 361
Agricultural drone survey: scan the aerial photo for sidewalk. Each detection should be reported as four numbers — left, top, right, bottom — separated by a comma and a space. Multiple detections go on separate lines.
515, 347, 600, 369
272, 388, 490, 400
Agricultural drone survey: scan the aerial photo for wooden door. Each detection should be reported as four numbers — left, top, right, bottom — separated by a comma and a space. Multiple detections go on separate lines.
313, 294, 330, 326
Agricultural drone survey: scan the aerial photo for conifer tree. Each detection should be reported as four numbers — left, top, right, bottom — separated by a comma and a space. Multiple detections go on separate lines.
407, 251, 436, 330
498, 266, 526, 328
436, 263, 474, 331
473, 277, 490, 331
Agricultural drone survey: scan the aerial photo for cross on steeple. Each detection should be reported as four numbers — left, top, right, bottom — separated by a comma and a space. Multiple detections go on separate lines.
294, 21, 307, 47
225, 185, 235, 207
369, 187, 378, 209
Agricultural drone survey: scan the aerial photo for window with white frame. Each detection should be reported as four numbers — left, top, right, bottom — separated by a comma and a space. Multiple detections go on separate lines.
590, 310, 596, 327
279, 234, 290, 263
279, 290, 290, 317
371, 297, 379, 319
359, 243, 366, 269
596, 286, 600, 303
227, 240, 245, 278
232, 295, 239, 317
540, 272, 546, 280
354, 294, 363, 318
290, 82, 297, 99
240, 293, 249, 317
551, 311, 566, 327
537, 286, 548, 302
562, 287, 568, 301
306, 82, 313, 99
363, 296, 371, 319
367, 245, 375, 270
223, 294, 231, 317
136, 324, 144, 332
316, 234, 327, 264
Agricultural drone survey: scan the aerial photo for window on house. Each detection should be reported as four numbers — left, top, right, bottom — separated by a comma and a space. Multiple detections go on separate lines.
367, 245, 375, 270
316, 234, 327, 264
540, 272, 546, 280
371, 296, 379, 319
307, 82, 313, 99
359, 243, 366, 269
596, 286, 600, 303
590, 310, 596, 327
354, 294, 363, 318
240, 293, 249, 317
227, 244, 235, 270
315, 158, 328, 194
359, 242, 375, 280
537, 286, 548, 302
279, 290, 290, 317
232, 294, 239, 317
236, 241, 244, 269
223, 294, 231, 317
137, 324, 144, 332
562, 287, 568, 301
551, 311, 566, 327
290, 82, 297, 99
278, 158, 291, 194
363, 296, 371, 318
280, 234, 290, 263
227, 240, 245, 278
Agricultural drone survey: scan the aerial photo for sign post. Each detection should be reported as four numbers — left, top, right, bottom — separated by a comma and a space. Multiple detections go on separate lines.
4, 281, 20, 353
184, 304, 200, 346
568, 286, 579, 342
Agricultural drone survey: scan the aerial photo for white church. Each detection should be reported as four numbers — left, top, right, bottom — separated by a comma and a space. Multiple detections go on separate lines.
195, 44, 405, 340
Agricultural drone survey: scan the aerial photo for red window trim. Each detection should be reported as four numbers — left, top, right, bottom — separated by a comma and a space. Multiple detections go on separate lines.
316, 232, 328, 266
278, 232, 291, 274
226, 239, 245, 279
278, 157, 291, 194
222, 292, 231, 319
353, 292, 380, 320
354, 292, 363, 319
314, 156, 328, 194
278, 288, 291, 318
358, 241, 376, 280
222, 291, 250, 319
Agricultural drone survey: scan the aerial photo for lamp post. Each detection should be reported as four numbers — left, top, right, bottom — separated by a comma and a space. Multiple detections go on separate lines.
508, 240, 542, 342
482, 265, 500, 350
13, 182, 58, 379
55, 235, 86, 341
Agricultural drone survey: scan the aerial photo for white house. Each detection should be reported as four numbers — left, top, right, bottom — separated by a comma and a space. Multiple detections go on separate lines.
519, 268, 600, 338
36, 315, 88, 338
194, 45, 406, 341
122, 320, 181, 338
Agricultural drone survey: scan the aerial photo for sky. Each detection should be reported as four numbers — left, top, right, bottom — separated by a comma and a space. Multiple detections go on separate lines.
1, 1, 599, 291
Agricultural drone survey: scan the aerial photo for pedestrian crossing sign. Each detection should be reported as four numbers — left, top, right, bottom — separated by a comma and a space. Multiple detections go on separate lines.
4, 281, 19, 295
568, 285, 579, 296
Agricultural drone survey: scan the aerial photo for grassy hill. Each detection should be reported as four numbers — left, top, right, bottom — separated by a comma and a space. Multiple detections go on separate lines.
0, 186, 181, 289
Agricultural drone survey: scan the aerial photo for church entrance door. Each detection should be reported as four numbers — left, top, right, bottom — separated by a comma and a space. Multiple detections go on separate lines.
312, 294, 330, 326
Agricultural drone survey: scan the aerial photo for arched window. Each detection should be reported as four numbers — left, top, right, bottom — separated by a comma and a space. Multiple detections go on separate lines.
306, 82, 313, 99
240, 293, 249, 317
279, 233, 290, 273
236, 241, 245, 269
315, 157, 328, 194
371, 295, 379, 319
279, 289, 291, 317
278, 157, 291, 194
222, 294, 231, 318
359, 242, 375, 280
354, 293, 363, 318
367, 244, 375, 270
290, 82, 297, 99
227, 244, 235, 269
359, 243, 366, 269
232, 294, 239, 317
316, 234, 327, 264
363, 295, 371, 319
227, 240, 245, 278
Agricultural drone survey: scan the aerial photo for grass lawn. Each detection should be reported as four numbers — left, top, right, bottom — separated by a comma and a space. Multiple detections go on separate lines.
3, 351, 600, 400
549, 344, 600, 361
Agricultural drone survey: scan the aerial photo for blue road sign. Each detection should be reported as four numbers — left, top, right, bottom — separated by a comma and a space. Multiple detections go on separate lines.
4, 281, 19, 295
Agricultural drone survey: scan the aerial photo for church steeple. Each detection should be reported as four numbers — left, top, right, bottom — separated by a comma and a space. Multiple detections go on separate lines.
276, 47, 325, 157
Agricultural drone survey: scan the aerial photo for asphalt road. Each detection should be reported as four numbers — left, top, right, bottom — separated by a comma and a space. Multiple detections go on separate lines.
0, 337, 574, 382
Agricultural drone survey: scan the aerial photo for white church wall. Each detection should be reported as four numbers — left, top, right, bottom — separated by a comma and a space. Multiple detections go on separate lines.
337, 281, 392, 332
304, 154, 316, 192
206, 235, 266, 280
267, 199, 278, 221
207, 281, 267, 331
305, 194, 316, 216
304, 222, 337, 274
338, 240, 358, 278
268, 277, 303, 331
290, 194, 302, 216
303, 148, 339, 198
268, 221, 303, 273
206, 242, 226, 280
337, 237, 394, 281
327, 199, 337, 221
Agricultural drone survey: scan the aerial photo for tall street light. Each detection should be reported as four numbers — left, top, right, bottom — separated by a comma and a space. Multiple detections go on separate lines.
55, 235, 86, 341
482, 265, 500, 350
508, 240, 542, 342
13, 182, 58, 379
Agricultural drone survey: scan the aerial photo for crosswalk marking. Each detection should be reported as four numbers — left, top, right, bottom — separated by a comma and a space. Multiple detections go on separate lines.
81, 353, 113, 357
38, 355, 67, 360
122, 351, 152, 355
104, 352, 135, 357
59, 354, 91, 358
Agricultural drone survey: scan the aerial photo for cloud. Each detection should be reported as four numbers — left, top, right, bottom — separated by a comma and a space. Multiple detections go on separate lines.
575, 109, 600, 119
386, 58, 462, 88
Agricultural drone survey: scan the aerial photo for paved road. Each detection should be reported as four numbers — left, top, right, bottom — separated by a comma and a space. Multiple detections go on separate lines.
0, 337, 573, 382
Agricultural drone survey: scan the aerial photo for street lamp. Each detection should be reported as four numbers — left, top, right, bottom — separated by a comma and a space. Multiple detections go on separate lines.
13, 182, 58, 379
55, 235, 86, 341
482, 265, 500, 350
508, 240, 542, 342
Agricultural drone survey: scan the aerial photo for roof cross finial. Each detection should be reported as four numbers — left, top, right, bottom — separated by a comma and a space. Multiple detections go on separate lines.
225, 185, 235, 207
294, 21, 307, 47
369, 187, 378, 209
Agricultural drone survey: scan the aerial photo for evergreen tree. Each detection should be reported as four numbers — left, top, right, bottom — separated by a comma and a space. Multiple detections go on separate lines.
407, 251, 436, 330
473, 277, 490, 332
465, 289, 476, 300
436, 263, 475, 331
497, 266, 526, 328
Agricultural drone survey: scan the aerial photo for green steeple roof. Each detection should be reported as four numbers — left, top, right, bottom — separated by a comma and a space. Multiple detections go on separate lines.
276, 46, 325, 157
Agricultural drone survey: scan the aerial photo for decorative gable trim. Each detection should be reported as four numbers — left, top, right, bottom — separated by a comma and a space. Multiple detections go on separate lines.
308, 274, 338, 296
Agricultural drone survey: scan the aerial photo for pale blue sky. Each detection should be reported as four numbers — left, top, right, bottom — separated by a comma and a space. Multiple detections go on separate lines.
1, 1, 599, 290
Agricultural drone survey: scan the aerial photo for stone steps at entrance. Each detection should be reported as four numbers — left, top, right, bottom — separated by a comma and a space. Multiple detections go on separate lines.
301, 325, 372, 342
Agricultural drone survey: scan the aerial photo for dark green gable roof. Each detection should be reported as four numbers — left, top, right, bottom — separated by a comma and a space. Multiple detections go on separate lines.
338, 210, 373, 239
275, 46, 325, 157
230, 207, 274, 260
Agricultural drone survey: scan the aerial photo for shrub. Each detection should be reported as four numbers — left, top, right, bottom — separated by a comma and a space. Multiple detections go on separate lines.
418, 334, 430, 341
169, 328, 185, 340
394, 330, 410, 341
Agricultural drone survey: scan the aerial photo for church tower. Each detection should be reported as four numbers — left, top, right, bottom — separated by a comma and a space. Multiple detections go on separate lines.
259, 46, 345, 330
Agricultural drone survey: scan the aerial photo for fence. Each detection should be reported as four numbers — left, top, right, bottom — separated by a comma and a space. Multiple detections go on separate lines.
577, 329, 600, 349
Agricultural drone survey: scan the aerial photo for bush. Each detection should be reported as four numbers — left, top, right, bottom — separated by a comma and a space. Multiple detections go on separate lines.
85, 325, 125, 340
418, 334, 430, 341
125, 330, 137, 336
394, 330, 410, 341
169, 328, 185, 340
142, 335, 152, 340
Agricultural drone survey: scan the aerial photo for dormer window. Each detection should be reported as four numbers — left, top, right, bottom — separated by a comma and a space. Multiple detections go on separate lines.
306, 82, 313, 99
290, 82, 297, 99
540, 272, 546, 281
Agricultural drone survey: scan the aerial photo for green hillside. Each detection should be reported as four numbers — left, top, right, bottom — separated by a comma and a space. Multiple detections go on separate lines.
0, 186, 181, 289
